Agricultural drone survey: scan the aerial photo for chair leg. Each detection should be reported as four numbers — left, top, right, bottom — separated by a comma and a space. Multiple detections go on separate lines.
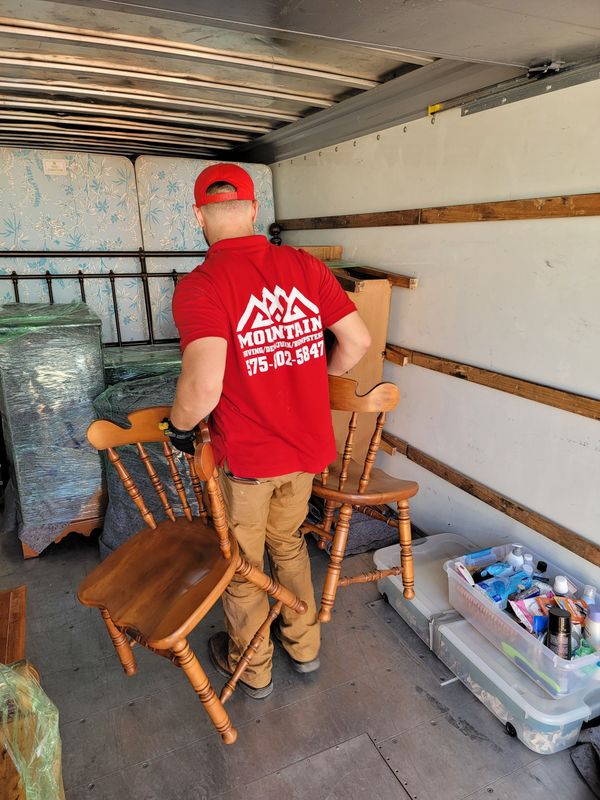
235, 557, 308, 615
220, 601, 283, 703
171, 639, 237, 745
318, 499, 337, 550
101, 609, 137, 676
319, 503, 353, 623
398, 499, 415, 600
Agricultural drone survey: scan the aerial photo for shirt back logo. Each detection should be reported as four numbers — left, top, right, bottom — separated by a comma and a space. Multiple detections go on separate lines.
237, 285, 319, 332
236, 285, 325, 376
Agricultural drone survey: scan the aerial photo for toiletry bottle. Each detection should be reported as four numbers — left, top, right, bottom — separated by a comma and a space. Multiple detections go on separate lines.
506, 545, 525, 570
553, 575, 569, 597
522, 553, 534, 577
547, 606, 572, 659
582, 585, 597, 606
585, 607, 600, 651
533, 560, 548, 580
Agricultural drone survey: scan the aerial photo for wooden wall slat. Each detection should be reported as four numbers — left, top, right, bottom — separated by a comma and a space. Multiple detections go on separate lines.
380, 432, 600, 567
420, 193, 600, 224
281, 209, 421, 230
386, 344, 600, 421
278, 191, 600, 231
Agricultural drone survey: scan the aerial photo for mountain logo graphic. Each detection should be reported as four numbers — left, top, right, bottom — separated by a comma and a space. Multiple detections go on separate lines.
237, 285, 320, 332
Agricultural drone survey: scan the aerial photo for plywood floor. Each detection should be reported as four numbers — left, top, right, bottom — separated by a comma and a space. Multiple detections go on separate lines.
0, 531, 595, 800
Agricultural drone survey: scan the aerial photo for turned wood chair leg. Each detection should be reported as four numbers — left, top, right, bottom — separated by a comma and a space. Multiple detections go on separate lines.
101, 609, 137, 676
171, 639, 237, 745
235, 558, 308, 614
221, 601, 283, 703
319, 503, 353, 623
318, 499, 337, 550
398, 499, 415, 600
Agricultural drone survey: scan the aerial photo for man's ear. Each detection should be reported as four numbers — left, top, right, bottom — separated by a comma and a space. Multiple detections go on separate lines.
251, 200, 259, 224
193, 204, 205, 229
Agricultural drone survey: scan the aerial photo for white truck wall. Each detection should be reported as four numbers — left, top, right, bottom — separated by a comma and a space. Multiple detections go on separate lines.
272, 79, 600, 586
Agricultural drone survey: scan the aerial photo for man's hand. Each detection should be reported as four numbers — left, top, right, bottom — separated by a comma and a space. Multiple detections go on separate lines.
160, 418, 198, 455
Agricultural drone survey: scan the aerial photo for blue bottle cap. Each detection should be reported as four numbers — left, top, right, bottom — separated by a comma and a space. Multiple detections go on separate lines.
532, 615, 548, 634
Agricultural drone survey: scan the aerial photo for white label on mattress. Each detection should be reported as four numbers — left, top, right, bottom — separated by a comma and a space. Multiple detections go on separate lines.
43, 158, 67, 176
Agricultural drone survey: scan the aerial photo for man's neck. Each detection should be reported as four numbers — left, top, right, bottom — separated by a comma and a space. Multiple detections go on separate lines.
207, 227, 255, 245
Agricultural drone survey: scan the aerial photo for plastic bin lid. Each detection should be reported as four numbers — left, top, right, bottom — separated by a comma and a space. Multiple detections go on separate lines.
374, 533, 479, 619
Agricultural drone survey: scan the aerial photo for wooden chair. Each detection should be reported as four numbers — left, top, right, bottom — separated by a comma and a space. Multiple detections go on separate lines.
302, 376, 419, 622
78, 406, 308, 745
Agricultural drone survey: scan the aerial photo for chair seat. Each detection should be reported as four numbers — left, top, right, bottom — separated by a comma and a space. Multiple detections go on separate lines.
78, 518, 238, 649
312, 456, 419, 504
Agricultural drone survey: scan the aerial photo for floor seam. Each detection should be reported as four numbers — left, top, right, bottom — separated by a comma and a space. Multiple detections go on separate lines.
367, 732, 414, 799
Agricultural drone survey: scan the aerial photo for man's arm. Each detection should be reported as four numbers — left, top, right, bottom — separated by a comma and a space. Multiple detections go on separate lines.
327, 311, 371, 376
170, 337, 227, 430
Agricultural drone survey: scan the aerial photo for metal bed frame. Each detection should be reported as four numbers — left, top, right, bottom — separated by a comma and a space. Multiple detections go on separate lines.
0, 249, 208, 346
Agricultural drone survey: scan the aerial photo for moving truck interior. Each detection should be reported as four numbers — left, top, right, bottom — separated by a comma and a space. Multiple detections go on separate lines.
0, 2, 599, 798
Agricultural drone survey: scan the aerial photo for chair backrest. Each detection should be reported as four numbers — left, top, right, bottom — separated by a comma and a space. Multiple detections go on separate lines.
325, 376, 400, 494
87, 406, 231, 559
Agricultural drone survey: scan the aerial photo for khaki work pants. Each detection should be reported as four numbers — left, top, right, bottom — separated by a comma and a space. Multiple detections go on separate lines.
219, 469, 320, 688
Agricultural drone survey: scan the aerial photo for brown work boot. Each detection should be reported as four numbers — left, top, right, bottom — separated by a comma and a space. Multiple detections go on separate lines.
271, 621, 320, 674
208, 631, 273, 699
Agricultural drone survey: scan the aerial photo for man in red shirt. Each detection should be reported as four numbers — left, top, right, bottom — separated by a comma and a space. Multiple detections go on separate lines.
168, 163, 371, 697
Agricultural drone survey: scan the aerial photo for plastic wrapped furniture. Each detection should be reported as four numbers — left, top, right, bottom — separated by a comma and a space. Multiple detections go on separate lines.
0, 661, 65, 800
0, 303, 105, 557
93, 369, 193, 557
103, 344, 182, 384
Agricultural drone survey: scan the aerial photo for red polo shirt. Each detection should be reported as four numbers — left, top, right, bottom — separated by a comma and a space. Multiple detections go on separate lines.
172, 235, 356, 478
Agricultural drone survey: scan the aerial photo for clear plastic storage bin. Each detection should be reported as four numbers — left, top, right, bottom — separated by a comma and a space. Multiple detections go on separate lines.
444, 544, 600, 697
377, 536, 600, 754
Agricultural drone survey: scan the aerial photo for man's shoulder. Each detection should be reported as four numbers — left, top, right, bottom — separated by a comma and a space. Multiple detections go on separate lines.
172, 261, 216, 302
177, 259, 216, 285
268, 242, 319, 270
271, 242, 304, 257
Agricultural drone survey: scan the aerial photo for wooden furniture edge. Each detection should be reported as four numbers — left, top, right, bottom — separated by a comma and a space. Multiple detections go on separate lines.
21, 516, 104, 559
385, 344, 600, 421
294, 246, 418, 290
297, 245, 343, 260
380, 432, 599, 567
0, 585, 27, 664
343, 265, 418, 289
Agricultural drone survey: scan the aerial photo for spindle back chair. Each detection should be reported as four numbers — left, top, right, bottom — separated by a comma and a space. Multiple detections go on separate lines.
78, 406, 308, 745
302, 377, 419, 622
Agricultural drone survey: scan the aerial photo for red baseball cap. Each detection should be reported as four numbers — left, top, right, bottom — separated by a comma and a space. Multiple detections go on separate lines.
194, 163, 255, 206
